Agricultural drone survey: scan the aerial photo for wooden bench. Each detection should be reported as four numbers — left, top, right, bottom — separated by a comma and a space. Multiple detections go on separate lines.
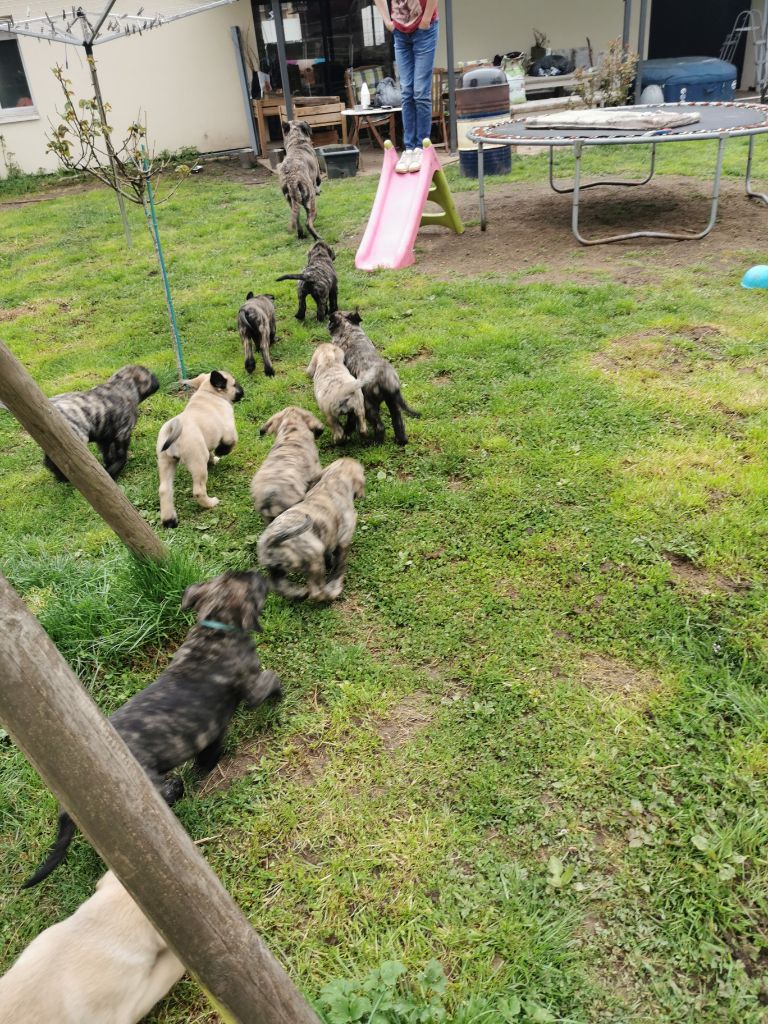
279, 99, 348, 145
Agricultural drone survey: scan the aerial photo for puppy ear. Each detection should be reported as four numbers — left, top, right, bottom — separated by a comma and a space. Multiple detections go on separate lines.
246, 291, 254, 300
300, 408, 324, 437
306, 350, 318, 378
260, 411, 279, 436
181, 581, 208, 611
210, 370, 228, 391
244, 573, 270, 632
349, 310, 362, 325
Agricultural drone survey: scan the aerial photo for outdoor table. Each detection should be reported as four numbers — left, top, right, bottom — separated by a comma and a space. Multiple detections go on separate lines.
343, 105, 400, 149
468, 101, 768, 244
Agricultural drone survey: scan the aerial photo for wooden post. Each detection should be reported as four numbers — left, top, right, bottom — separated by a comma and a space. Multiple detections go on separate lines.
0, 340, 167, 563
0, 574, 321, 1024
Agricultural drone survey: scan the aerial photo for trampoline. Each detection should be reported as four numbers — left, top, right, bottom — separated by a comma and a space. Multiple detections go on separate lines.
468, 102, 768, 245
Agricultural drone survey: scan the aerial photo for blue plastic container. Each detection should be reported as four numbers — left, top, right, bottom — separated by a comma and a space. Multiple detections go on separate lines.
459, 145, 511, 178
639, 57, 737, 103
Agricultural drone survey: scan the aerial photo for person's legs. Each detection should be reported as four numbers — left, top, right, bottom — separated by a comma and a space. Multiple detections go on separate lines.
412, 21, 439, 149
393, 29, 416, 152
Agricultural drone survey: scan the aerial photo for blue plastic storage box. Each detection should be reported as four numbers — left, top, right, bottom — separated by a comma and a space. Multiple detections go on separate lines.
639, 57, 737, 103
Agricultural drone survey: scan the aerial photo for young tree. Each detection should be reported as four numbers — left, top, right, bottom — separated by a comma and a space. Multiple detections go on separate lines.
47, 62, 189, 384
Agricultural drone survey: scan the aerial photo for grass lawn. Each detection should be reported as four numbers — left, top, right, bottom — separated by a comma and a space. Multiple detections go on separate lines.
1, 137, 768, 1023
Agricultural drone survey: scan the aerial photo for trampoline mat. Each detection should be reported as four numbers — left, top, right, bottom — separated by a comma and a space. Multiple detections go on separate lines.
471, 102, 768, 145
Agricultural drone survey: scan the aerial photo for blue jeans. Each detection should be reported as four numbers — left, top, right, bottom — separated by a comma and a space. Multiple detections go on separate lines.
393, 21, 439, 151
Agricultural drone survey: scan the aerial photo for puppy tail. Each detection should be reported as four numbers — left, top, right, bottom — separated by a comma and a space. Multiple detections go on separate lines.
160, 417, 183, 452
397, 394, 421, 419
269, 514, 312, 545
275, 273, 307, 282
22, 812, 77, 888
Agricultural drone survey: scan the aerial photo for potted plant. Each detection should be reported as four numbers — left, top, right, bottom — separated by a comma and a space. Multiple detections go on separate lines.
531, 28, 549, 62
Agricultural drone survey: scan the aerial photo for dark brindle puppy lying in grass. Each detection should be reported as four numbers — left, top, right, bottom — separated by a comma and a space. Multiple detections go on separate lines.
276, 240, 338, 322
328, 310, 420, 446
44, 364, 159, 480
23, 570, 281, 889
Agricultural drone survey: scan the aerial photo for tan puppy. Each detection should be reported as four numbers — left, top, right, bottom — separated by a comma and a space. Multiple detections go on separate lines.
0, 871, 184, 1024
257, 457, 365, 601
251, 406, 324, 524
157, 370, 244, 528
306, 343, 368, 444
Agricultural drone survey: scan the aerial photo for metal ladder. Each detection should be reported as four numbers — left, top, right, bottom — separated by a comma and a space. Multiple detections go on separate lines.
721, 7, 768, 101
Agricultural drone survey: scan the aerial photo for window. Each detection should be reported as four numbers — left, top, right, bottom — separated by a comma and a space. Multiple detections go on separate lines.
0, 27, 35, 117
361, 5, 385, 48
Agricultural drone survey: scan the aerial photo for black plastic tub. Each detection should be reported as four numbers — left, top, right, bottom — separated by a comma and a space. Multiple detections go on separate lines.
317, 144, 360, 179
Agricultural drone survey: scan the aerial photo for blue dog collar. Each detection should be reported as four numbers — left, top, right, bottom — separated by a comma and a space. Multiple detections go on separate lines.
199, 619, 243, 633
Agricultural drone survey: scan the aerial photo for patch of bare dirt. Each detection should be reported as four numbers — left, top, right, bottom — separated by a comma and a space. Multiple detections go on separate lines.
578, 654, 661, 701
662, 551, 749, 595
374, 691, 433, 752
199, 730, 330, 796
0, 181, 99, 210
592, 325, 726, 377
403, 347, 433, 364
398, 176, 766, 283
0, 304, 35, 322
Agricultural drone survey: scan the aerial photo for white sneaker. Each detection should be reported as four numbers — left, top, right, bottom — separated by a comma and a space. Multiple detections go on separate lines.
408, 148, 423, 172
396, 149, 413, 173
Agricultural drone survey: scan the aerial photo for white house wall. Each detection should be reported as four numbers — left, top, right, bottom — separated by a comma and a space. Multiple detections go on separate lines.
435, 0, 649, 69
1, 0, 255, 175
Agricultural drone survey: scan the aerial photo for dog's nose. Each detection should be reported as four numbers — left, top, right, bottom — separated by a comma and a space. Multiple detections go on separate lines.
234, 385, 245, 402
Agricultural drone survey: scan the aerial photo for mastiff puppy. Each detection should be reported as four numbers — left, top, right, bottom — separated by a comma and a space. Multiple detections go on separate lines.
278, 120, 321, 240
44, 364, 158, 481
328, 310, 420, 446
0, 871, 184, 1024
306, 343, 368, 443
237, 292, 277, 376
257, 457, 365, 602
276, 240, 337, 322
22, 570, 281, 888
251, 406, 324, 524
156, 370, 243, 528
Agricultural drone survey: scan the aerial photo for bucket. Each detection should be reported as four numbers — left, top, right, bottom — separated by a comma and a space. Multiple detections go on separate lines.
459, 145, 511, 178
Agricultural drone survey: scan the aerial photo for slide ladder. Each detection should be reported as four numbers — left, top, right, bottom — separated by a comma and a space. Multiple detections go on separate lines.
355, 139, 464, 271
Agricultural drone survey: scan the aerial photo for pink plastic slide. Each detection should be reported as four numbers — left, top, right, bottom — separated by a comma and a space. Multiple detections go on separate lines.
355, 142, 442, 271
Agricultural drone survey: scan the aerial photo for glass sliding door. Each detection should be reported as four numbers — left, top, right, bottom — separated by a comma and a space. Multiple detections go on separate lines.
251, 0, 393, 100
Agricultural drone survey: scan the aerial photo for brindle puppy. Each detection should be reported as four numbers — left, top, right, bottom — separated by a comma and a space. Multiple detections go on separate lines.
44, 365, 158, 481
22, 570, 281, 888
251, 406, 324, 524
306, 343, 368, 443
276, 241, 337, 322
257, 458, 365, 602
328, 310, 420, 446
237, 292, 277, 376
278, 120, 321, 240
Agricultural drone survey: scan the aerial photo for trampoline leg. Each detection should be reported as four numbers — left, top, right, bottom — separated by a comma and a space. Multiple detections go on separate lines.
478, 142, 487, 231
572, 136, 725, 246
745, 135, 768, 204
550, 142, 657, 194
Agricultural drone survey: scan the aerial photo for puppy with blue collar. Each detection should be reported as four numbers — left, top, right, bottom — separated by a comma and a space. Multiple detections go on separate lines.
23, 570, 281, 889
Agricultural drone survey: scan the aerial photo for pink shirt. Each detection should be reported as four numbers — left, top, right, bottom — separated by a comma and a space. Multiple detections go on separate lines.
391, 0, 437, 33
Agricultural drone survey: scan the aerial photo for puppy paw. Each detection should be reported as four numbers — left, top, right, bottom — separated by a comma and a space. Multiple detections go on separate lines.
162, 516, 179, 529
210, 455, 221, 465
196, 496, 219, 509
265, 366, 276, 377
